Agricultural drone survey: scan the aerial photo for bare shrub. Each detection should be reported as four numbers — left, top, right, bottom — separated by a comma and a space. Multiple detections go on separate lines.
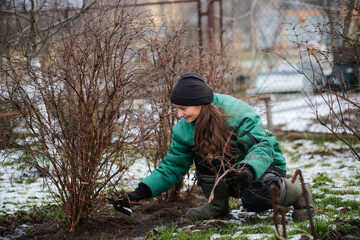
132, 19, 233, 201
191, 47, 234, 95
0, 0, 96, 58
0, 100, 21, 149
0, 2, 150, 231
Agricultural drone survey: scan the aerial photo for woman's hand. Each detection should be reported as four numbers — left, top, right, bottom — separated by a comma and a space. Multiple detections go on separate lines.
108, 192, 140, 215
108, 183, 152, 215
232, 166, 255, 190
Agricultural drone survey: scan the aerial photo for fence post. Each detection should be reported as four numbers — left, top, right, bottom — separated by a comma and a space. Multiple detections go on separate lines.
265, 96, 273, 131
260, 94, 273, 131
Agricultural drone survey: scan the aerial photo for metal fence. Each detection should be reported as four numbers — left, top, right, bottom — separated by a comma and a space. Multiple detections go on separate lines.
1, 0, 356, 136
221, 0, 331, 92
137, 0, 343, 135
139, 0, 331, 83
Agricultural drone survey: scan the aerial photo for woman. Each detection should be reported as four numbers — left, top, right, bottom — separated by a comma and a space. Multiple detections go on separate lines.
112, 73, 315, 221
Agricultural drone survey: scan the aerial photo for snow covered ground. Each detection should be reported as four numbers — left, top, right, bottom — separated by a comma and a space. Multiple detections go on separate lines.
206, 138, 359, 240
0, 94, 359, 235
254, 93, 359, 133
0, 150, 54, 213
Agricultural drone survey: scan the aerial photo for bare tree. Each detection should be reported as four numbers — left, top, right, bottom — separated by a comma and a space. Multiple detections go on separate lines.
0, 1, 150, 231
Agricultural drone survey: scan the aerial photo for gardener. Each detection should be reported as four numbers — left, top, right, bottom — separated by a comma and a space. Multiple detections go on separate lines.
111, 73, 316, 221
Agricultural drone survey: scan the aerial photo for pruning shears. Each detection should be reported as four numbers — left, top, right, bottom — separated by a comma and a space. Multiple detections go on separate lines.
108, 197, 141, 216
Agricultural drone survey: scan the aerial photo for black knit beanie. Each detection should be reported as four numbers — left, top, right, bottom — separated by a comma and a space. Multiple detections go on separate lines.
170, 73, 213, 106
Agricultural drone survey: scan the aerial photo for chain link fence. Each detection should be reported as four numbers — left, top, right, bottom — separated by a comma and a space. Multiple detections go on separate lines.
220, 0, 358, 135
221, 0, 330, 89
0, 0, 356, 138
140, 0, 347, 135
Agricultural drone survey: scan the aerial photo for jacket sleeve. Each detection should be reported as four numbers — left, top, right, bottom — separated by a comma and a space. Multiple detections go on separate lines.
233, 105, 276, 181
139, 125, 194, 198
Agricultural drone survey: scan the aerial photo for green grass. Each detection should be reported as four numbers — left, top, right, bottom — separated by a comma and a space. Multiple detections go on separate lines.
313, 217, 335, 239
148, 219, 332, 240
0, 205, 66, 226
321, 163, 331, 167
346, 178, 360, 186
281, 148, 301, 163
3, 201, 19, 206
352, 171, 360, 180
289, 155, 300, 163
313, 217, 360, 239
347, 171, 360, 185
229, 198, 240, 210
147, 138, 360, 240
319, 196, 344, 208
0, 159, 16, 167
303, 163, 315, 168
312, 138, 327, 145
312, 173, 334, 187
26, 178, 37, 184
13, 177, 24, 184
148, 222, 268, 240
1, 138, 359, 239
148, 204, 360, 240
316, 195, 360, 217
318, 187, 359, 195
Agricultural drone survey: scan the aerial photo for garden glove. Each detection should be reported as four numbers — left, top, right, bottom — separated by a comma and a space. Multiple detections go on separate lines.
109, 193, 141, 215
109, 183, 152, 215
232, 165, 255, 192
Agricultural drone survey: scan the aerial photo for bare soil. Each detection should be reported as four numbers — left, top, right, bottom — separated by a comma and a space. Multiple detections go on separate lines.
1, 188, 207, 240
1, 187, 360, 240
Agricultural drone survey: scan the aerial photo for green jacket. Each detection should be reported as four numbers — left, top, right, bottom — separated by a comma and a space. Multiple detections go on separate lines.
140, 93, 286, 198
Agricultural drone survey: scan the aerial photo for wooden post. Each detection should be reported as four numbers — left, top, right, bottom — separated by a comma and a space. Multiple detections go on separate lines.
265, 96, 273, 131
259, 94, 273, 131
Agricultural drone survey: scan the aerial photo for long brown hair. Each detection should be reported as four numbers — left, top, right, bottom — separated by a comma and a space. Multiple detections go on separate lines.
194, 103, 235, 162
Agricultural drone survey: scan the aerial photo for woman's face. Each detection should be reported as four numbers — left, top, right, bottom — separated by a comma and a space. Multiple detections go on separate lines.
174, 105, 203, 123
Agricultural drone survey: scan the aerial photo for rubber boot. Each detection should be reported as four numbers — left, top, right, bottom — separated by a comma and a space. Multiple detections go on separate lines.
280, 178, 316, 221
185, 177, 230, 221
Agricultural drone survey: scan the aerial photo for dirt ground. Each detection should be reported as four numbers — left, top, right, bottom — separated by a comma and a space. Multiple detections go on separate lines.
1, 188, 208, 240
2, 187, 360, 240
